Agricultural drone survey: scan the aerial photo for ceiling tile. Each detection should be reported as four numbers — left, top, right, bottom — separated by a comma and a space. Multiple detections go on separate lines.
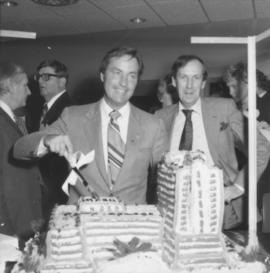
89, 0, 165, 28
1, 1, 56, 22
201, 0, 254, 21
255, 0, 270, 18
146, 0, 208, 25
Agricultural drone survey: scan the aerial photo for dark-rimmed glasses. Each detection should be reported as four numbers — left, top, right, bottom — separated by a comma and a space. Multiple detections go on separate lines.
34, 73, 64, 81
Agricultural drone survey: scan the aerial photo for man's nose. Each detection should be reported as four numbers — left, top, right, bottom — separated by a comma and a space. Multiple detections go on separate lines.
119, 74, 128, 86
187, 77, 193, 88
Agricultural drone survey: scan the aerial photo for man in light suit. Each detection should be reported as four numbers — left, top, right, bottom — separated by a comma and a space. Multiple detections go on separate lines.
0, 62, 43, 249
14, 46, 167, 205
156, 55, 270, 229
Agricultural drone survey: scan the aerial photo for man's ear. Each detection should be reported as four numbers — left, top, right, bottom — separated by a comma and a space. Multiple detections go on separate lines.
100, 73, 104, 82
60, 77, 67, 88
202, 80, 206, 90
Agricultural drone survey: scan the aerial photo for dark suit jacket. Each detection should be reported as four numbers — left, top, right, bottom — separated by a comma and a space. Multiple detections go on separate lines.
156, 97, 270, 229
257, 93, 270, 124
41, 91, 72, 126
14, 100, 168, 205
257, 93, 270, 205
0, 108, 42, 239
39, 91, 72, 219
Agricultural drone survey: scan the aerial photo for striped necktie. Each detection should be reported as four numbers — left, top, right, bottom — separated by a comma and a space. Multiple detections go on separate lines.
107, 110, 125, 190
179, 109, 193, 151
15, 116, 28, 135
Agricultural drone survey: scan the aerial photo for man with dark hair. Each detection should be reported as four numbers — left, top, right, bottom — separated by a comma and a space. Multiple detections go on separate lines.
0, 62, 42, 248
156, 55, 270, 229
32, 59, 73, 221
14, 46, 167, 205
225, 62, 270, 123
35, 59, 71, 128
225, 62, 270, 213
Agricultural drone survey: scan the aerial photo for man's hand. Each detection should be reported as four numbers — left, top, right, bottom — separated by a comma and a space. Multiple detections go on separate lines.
43, 135, 73, 160
258, 120, 270, 131
224, 184, 244, 203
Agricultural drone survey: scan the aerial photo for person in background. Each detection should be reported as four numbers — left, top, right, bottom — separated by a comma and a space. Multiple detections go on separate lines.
33, 59, 73, 223
13, 46, 167, 205
157, 74, 179, 107
225, 62, 270, 214
156, 55, 270, 230
0, 62, 43, 249
35, 59, 73, 129
209, 78, 231, 98
150, 74, 179, 113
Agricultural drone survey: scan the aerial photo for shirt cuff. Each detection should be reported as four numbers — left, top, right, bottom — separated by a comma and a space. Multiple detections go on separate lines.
36, 137, 48, 156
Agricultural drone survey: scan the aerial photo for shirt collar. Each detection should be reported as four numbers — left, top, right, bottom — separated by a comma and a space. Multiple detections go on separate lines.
0, 99, 15, 121
101, 97, 130, 119
46, 90, 66, 110
178, 98, 201, 115
258, 91, 267, 98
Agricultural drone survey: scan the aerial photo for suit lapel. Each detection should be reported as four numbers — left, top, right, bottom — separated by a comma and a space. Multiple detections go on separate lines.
43, 92, 69, 126
201, 99, 219, 163
117, 106, 141, 184
0, 107, 23, 136
83, 102, 110, 189
167, 104, 179, 150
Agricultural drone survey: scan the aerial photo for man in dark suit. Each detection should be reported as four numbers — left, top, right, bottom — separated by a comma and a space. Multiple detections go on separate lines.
0, 62, 43, 248
14, 46, 167, 205
34, 60, 73, 221
156, 55, 270, 229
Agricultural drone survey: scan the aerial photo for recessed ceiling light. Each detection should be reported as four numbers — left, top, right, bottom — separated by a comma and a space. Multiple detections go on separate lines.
130, 17, 146, 24
0, 0, 18, 7
30, 0, 79, 6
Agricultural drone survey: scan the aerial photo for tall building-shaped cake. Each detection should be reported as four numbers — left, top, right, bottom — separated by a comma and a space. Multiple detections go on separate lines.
157, 151, 228, 270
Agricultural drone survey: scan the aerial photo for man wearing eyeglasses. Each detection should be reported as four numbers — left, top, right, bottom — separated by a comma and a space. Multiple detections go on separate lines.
35, 59, 72, 129
34, 60, 73, 222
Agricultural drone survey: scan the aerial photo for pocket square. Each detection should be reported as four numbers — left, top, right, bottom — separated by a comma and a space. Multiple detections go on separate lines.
220, 122, 229, 131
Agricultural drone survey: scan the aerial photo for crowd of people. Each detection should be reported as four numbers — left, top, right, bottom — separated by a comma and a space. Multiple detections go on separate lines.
1, 46, 270, 249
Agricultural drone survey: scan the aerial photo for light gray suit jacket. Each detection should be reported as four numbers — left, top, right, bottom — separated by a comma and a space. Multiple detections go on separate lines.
14, 100, 168, 205
156, 97, 270, 228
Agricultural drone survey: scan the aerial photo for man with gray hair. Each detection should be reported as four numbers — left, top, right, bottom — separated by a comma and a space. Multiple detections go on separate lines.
0, 62, 43, 249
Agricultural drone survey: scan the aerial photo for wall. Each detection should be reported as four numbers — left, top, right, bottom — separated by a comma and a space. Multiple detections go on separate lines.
1, 25, 270, 103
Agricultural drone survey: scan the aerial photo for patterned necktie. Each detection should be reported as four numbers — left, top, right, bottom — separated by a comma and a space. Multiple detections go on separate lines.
15, 116, 28, 135
107, 110, 125, 190
179, 109, 193, 151
40, 103, 48, 125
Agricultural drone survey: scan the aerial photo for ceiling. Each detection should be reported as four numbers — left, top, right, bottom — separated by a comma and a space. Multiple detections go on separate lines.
2, 0, 270, 38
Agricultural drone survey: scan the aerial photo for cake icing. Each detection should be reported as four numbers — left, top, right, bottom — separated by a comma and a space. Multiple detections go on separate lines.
37, 150, 267, 273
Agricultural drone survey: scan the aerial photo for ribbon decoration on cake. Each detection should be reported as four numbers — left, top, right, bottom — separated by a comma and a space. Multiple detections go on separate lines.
62, 150, 95, 196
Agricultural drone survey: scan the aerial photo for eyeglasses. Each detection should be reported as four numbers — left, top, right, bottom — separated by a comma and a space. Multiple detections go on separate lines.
34, 73, 64, 81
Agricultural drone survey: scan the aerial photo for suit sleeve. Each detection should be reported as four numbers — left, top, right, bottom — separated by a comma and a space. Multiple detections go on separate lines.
14, 108, 70, 160
151, 118, 168, 167
227, 99, 270, 189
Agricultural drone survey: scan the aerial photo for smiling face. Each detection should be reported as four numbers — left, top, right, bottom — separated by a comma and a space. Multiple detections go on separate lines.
172, 59, 206, 108
100, 54, 139, 109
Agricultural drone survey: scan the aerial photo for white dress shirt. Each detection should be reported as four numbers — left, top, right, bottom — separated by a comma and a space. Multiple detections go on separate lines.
100, 98, 130, 170
0, 100, 16, 122
170, 98, 214, 166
